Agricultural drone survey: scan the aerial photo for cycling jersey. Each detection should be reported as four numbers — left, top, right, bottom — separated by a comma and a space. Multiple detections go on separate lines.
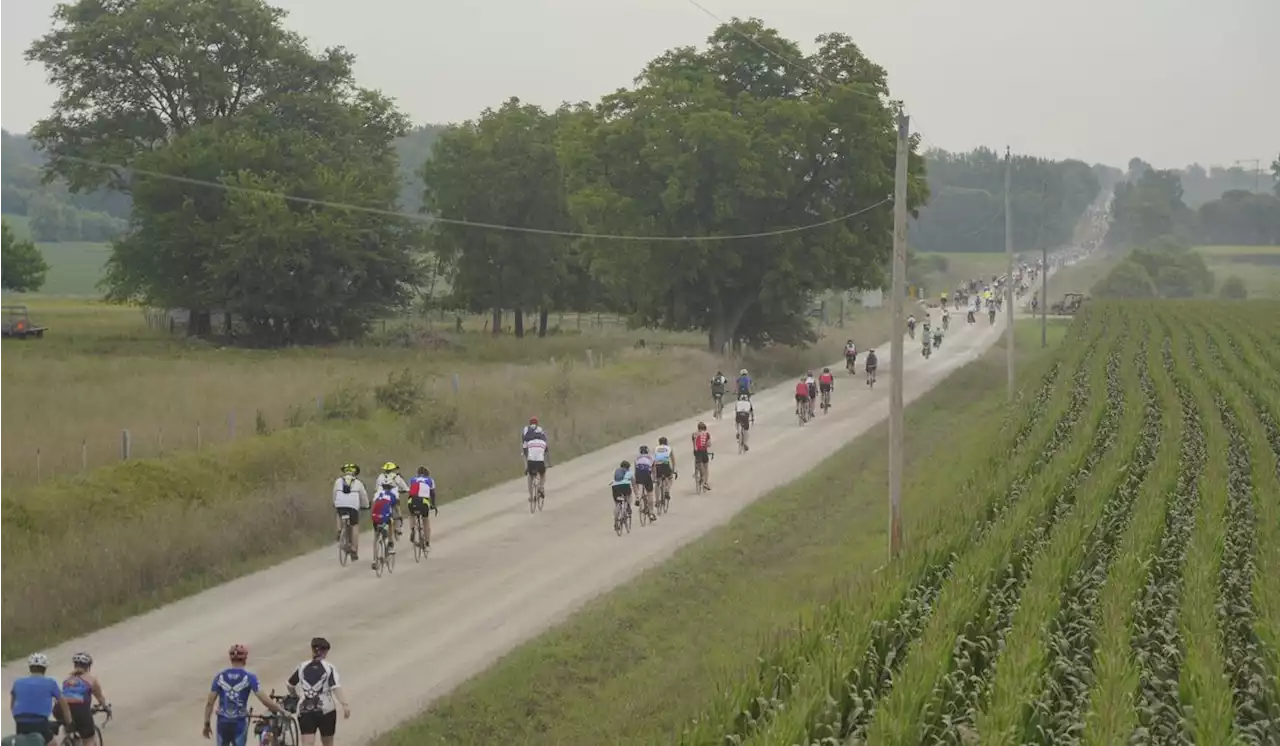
10, 675, 61, 721
211, 667, 260, 722
710, 376, 727, 394
736, 376, 752, 395
370, 491, 397, 525
734, 399, 753, 415
375, 473, 408, 495
635, 454, 654, 473
819, 372, 834, 386
524, 436, 548, 462
692, 431, 711, 452
333, 476, 367, 511
865, 354, 878, 370
521, 425, 547, 443
60, 674, 92, 705
409, 475, 435, 500
845, 345, 856, 357
611, 467, 632, 486
653, 445, 673, 464
288, 659, 341, 716
794, 381, 810, 397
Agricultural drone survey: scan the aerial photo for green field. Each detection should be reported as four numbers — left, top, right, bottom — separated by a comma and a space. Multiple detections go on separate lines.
2, 213, 111, 296
372, 301, 1280, 745
1195, 244, 1280, 299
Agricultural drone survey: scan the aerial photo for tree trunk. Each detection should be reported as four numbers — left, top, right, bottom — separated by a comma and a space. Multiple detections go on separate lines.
538, 308, 549, 337
514, 308, 525, 338
491, 307, 502, 336
706, 295, 752, 354
189, 309, 212, 338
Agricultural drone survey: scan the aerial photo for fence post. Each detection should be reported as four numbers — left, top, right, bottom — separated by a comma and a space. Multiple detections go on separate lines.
317, 395, 324, 412
81, 439, 88, 472
451, 373, 460, 395
121, 429, 131, 461
158, 427, 165, 454
36, 448, 42, 482
586, 349, 594, 368
228, 412, 236, 440
197, 420, 202, 451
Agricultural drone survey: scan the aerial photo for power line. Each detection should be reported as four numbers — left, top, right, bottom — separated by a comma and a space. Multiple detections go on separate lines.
63, 154, 892, 243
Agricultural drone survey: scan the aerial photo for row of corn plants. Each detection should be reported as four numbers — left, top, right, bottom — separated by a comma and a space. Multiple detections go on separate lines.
1076, 333, 1189, 746
678, 312, 1109, 745
968, 321, 1155, 746
859, 320, 1132, 746
1011, 326, 1166, 745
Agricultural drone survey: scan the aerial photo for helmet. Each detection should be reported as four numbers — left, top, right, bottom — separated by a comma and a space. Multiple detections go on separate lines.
27, 652, 49, 669
846, 339, 853, 344
807, 371, 814, 377
716, 370, 723, 376
72, 652, 93, 667
529, 416, 539, 425
228, 643, 249, 661
341, 463, 359, 475
739, 369, 748, 376
620, 460, 631, 469
382, 462, 398, 472
822, 367, 830, 373
658, 436, 668, 445
697, 421, 707, 431
310, 637, 331, 652
739, 393, 749, 401
639, 445, 649, 454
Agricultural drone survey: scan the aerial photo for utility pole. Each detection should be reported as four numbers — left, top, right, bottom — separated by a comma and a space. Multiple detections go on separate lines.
1004, 146, 1015, 401
1041, 241, 1049, 348
1233, 159, 1262, 193
888, 113, 909, 560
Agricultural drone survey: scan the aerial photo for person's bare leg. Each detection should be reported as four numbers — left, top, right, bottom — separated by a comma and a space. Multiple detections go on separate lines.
424, 516, 432, 545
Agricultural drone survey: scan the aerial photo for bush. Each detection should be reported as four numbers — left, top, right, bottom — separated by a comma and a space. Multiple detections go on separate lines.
1219, 276, 1248, 299
374, 368, 426, 416
322, 384, 371, 421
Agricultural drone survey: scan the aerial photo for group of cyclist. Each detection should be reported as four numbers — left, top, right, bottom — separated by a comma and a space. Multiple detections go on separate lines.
331, 461, 436, 570
9, 652, 109, 745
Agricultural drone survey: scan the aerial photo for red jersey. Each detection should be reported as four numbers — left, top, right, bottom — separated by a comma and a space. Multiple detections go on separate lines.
692, 431, 711, 452
819, 372, 834, 385
795, 381, 810, 397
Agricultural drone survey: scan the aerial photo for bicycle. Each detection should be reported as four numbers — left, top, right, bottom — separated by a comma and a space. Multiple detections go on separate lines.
866, 366, 877, 388
528, 469, 546, 513
637, 484, 655, 526
411, 510, 432, 563
712, 393, 724, 420
613, 494, 632, 535
845, 356, 856, 374
371, 521, 395, 577
59, 705, 112, 746
797, 400, 810, 426
736, 419, 747, 454
820, 389, 831, 414
693, 453, 713, 494
656, 473, 673, 515
336, 514, 355, 567
251, 691, 300, 746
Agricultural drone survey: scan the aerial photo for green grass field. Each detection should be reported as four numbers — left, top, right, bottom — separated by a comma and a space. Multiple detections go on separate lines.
1195, 244, 1280, 299
3, 212, 112, 296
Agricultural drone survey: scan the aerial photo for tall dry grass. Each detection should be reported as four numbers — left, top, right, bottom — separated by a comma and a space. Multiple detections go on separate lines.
1, 305, 890, 655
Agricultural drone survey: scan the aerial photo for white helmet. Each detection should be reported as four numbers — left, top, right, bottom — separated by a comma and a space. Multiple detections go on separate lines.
739, 369, 748, 376
72, 652, 93, 667
28, 652, 50, 668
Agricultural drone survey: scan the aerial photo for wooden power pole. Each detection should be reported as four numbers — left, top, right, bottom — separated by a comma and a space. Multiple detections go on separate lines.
888, 113, 909, 560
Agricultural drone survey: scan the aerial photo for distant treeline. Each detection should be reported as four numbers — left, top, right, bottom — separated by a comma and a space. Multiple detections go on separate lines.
909, 148, 1110, 254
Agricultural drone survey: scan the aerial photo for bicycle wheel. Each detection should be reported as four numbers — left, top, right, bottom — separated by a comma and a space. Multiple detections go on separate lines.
614, 502, 624, 535
338, 524, 349, 567
695, 464, 703, 494
413, 522, 424, 563
387, 540, 397, 574
737, 425, 745, 454
374, 535, 385, 577
536, 483, 545, 512
639, 496, 650, 526
624, 505, 632, 533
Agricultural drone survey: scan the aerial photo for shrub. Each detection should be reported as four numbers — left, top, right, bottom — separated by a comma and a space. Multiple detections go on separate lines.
1219, 276, 1248, 299
374, 368, 426, 416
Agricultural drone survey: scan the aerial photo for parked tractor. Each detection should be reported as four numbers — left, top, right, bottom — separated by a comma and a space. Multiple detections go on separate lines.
2, 305, 48, 339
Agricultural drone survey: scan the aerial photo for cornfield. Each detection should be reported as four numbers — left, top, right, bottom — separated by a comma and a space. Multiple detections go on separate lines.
680, 301, 1280, 746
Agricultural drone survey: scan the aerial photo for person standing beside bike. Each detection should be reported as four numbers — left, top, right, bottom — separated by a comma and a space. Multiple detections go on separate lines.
287, 638, 350, 746
332, 464, 367, 562
407, 467, 437, 548
204, 644, 289, 746
10, 653, 72, 745
59, 653, 110, 746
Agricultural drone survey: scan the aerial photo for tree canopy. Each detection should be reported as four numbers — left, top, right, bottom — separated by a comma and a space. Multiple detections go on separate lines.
1105, 165, 1196, 248
1197, 190, 1280, 246
1, 219, 50, 292
909, 148, 1101, 254
1094, 236, 1216, 300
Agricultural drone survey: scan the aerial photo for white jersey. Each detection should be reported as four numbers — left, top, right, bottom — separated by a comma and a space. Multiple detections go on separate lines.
734, 399, 753, 415
332, 475, 368, 511
805, 376, 816, 387
845, 344, 856, 356
653, 444, 673, 464
524, 436, 548, 462
288, 658, 342, 716
375, 472, 409, 495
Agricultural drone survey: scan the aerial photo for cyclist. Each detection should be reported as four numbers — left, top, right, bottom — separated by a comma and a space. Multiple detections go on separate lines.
691, 422, 712, 490
407, 466, 437, 548
940, 291, 947, 307
734, 393, 754, 451
333, 463, 367, 561
59, 653, 110, 746
710, 370, 728, 412
907, 314, 916, 339
805, 371, 818, 417
369, 484, 398, 566
735, 369, 752, 398
375, 462, 409, 535
611, 460, 633, 519
865, 349, 879, 384
844, 339, 857, 372
10, 653, 72, 745
634, 446, 656, 519
818, 367, 835, 409
933, 323, 944, 348
794, 376, 811, 418
653, 436, 676, 495
287, 638, 350, 746
942, 307, 950, 330
523, 421, 549, 501
204, 644, 289, 746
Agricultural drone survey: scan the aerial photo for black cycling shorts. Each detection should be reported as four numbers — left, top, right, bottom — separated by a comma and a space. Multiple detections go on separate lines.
693, 450, 710, 464
634, 471, 654, 491
819, 383, 832, 393
298, 710, 337, 737
795, 393, 810, 404
735, 411, 751, 429
655, 462, 673, 480
611, 484, 632, 500
64, 704, 96, 739
526, 460, 547, 476
335, 507, 360, 526
408, 497, 432, 516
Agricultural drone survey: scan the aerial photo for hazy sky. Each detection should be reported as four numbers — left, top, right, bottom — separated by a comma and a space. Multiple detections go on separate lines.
3, 0, 1276, 170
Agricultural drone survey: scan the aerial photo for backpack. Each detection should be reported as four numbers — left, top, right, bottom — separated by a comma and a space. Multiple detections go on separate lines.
341, 475, 354, 495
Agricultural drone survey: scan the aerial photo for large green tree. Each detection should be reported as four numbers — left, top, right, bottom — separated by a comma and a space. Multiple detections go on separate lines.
105, 91, 419, 344
1106, 165, 1196, 248
1, 220, 50, 292
1198, 190, 1280, 245
561, 20, 926, 351
421, 98, 576, 337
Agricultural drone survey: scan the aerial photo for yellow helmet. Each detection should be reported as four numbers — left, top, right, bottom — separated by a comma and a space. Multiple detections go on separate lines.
382, 462, 398, 472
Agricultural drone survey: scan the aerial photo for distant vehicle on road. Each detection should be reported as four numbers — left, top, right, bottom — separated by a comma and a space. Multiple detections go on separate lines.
1, 305, 47, 339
